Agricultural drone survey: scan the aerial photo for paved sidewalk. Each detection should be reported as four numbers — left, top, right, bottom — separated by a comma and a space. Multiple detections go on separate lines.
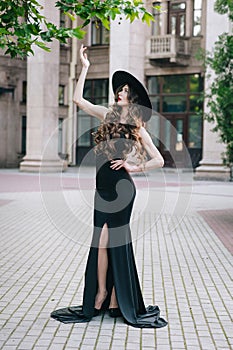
0, 168, 232, 350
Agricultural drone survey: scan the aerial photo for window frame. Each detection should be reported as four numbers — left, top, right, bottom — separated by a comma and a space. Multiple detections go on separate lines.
193, 0, 203, 37
152, 2, 162, 36
58, 85, 65, 106
22, 81, 27, 103
91, 19, 110, 46
168, 1, 186, 37
21, 115, 27, 155
147, 74, 203, 150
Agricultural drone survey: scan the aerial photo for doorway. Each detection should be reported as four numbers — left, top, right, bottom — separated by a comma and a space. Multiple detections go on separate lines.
161, 115, 187, 168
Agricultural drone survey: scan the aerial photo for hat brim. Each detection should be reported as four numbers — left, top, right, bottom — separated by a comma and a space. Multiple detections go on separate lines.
112, 70, 152, 122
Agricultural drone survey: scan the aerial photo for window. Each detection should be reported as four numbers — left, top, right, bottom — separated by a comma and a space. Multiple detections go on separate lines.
150, 95, 160, 112
22, 81, 27, 103
60, 11, 66, 28
193, 0, 202, 36
148, 76, 159, 94
148, 74, 203, 146
163, 75, 187, 93
59, 85, 65, 105
188, 115, 202, 148
147, 74, 203, 167
91, 19, 109, 46
147, 113, 160, 147
162, 95, 187, 112
175, 119, 184, 151
152, 2, 162, 36
148, 74, 203, 114
190, 73, 203, 92
58, 118, 63, 154
168, 2, 186, 36
21, 116, 27, 155
164, 119, 171, 150
162, 75, 187, 112
77, 79, 108, 147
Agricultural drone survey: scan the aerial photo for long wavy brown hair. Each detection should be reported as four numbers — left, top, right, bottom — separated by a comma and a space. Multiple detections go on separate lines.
93, 84, 147, 163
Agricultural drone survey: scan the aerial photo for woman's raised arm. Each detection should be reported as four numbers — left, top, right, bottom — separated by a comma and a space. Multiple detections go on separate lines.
73, 45, 109, 121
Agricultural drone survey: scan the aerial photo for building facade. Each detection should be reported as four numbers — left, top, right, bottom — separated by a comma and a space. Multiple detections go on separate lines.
0, 0, 231, 179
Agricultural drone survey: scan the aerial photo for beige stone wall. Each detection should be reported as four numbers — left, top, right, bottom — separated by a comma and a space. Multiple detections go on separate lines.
0, 55, 26, 167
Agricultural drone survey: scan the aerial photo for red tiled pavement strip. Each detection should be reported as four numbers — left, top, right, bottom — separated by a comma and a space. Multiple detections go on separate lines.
0, 172, 190, 192
198, 209, 233, 255
0, 173, 94, 192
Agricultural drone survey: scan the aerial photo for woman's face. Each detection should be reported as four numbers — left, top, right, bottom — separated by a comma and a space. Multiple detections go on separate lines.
117, 85, 129, 106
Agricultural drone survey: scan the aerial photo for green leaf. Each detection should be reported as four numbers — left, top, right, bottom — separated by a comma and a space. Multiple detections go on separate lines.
101, 17, 110, 30
95, 14, 110, 30
153, 4, 161, 11
25, 23, 40, 36
108, 7, 121, 20
34, 41, 51, 51
64, 11, 76, 21
81, 18, 91, 27
71, 26, 86, 39
133, 0, 143, 5
142, 12, 154, 26
126, 11, 139, 23
0, 28, 9, 35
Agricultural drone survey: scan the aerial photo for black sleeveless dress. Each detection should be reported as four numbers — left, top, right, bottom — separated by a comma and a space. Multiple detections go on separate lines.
51, 130, 167, 328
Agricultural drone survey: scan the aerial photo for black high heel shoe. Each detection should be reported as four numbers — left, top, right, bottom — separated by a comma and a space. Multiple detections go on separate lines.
93, 308, 101, 317
109, 308, 122, 318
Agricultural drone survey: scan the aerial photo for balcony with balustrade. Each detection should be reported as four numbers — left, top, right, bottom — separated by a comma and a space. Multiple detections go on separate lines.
146, 35, 191, 65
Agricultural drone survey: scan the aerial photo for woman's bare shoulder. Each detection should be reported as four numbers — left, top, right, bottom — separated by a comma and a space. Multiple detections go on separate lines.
139, 126, 154, 144
139, 126, 149, 137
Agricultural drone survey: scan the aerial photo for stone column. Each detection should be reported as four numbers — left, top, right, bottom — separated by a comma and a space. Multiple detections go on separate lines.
109, 17, 148, 102
20, 1, 64, 172
194, 1, 230, 181
195, 121, 230, 180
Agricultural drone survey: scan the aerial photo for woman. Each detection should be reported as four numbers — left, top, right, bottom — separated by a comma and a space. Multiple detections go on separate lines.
51, 45, 167, 328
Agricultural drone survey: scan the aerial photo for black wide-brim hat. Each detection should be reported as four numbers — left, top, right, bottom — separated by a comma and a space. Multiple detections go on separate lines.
112, 70, 152, 122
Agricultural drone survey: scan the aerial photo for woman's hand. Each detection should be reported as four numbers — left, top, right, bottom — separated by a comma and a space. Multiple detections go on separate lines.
110, 160, 142, 172
80, 44, 90, 69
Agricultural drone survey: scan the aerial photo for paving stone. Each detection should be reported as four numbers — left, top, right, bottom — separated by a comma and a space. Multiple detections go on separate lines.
48, 344, 66, 350
0, 170, 232, 350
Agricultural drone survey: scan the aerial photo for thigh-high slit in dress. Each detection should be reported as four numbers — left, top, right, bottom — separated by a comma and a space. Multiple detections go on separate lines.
51, 134, 168, 328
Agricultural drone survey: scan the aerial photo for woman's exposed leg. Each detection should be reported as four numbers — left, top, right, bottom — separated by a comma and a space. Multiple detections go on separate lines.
109, 286, 118, 309
95, 224, 109, 310
94, 223, 119, 310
